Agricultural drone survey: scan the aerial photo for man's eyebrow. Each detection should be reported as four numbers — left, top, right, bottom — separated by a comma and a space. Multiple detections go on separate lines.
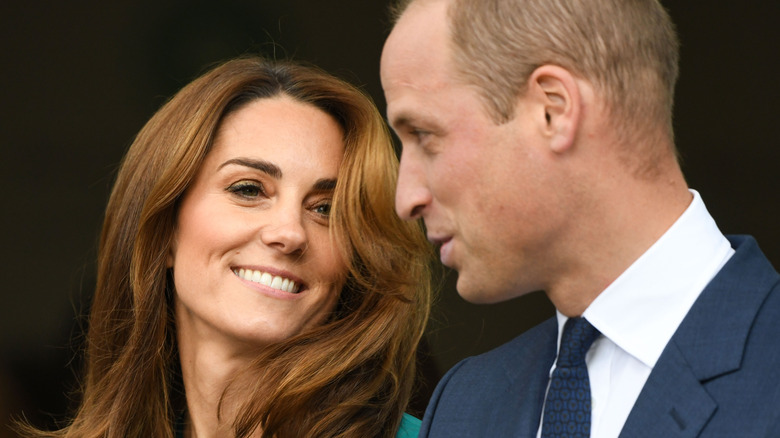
389, 111, 440, 135
388, 111, 415, 131
218, 158, 282, 179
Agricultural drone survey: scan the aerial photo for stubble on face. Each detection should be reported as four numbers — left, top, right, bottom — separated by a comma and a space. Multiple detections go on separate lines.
383, 0, 582, 304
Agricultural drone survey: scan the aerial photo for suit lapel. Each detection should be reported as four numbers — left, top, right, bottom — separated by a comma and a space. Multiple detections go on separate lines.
620, 236, 777, 437
619, 342, 716, 437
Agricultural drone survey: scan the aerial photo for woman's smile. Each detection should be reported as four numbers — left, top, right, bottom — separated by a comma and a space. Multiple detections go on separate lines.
169, 95, 347, 349
233, 267, 302, 294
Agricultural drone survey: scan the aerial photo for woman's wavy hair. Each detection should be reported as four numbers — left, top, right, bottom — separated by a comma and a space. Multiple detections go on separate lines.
21, 56, 432, 438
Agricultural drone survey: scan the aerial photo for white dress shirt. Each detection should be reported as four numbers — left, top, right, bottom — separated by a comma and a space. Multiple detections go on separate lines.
537, 190, 735, 438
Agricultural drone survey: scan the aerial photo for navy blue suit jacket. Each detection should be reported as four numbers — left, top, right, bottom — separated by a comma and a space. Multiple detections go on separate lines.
419, 236, 780, 437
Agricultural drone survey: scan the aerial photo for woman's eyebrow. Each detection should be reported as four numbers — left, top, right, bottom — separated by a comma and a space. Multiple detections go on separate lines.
312, 178, 337, 192
218, 157, 282, 179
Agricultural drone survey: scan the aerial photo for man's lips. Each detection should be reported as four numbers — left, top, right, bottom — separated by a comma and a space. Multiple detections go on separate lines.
428, 235, 454, 266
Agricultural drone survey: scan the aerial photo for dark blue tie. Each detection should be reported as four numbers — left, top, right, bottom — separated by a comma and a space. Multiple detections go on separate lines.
541, 317, 601, 438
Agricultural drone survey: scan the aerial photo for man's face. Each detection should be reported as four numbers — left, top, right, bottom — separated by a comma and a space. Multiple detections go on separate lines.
381, 0, 575, 303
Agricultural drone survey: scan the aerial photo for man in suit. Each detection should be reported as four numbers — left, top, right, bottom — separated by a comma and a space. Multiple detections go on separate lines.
380, 0, 780, 436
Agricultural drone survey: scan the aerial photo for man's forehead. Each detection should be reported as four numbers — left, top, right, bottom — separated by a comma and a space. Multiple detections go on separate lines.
383, 0, 449, 65
382, 1, 453, 88
383, 72, 454, 131
381, 0, 461, 130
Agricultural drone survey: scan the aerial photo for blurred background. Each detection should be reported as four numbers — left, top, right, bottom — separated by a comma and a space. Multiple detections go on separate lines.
1, 1, 778, 435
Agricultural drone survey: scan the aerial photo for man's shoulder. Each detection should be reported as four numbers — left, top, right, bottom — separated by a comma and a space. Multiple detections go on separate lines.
419, 317, 558, 437
455, 317, 558, 376
723, 234, 778, 277
708, 234, 779, 318
623, 235, 780, 437
717, 235, 780, 345
430, 316, 558, 405
668, 234, 779, 363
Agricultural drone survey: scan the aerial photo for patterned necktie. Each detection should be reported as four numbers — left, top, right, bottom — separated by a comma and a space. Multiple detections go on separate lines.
541, 317, 601, 438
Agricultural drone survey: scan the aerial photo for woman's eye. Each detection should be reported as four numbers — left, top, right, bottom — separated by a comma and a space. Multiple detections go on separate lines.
313, 202, 332, 217
226, 181, 265, 199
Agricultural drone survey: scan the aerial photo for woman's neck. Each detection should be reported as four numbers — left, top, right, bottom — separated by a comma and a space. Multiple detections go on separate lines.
177, 313, 264, 437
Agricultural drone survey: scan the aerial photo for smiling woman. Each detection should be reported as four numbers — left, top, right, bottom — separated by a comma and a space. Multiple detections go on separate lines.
17, 57, 432, 438
172, 97, 348, 352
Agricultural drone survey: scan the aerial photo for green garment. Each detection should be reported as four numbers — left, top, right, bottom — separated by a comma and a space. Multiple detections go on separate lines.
397, 413, 422, 438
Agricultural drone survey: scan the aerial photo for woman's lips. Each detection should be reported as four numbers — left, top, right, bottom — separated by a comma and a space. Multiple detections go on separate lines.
232, 267, 301, 293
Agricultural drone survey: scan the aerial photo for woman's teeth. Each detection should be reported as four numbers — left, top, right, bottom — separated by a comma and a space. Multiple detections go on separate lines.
234, 268, 300, 293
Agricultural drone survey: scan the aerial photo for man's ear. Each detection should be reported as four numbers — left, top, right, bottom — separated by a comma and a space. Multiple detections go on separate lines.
527, 65, 582, 153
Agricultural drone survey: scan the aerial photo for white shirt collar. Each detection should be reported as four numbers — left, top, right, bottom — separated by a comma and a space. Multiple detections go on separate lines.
556, 190, 734, 367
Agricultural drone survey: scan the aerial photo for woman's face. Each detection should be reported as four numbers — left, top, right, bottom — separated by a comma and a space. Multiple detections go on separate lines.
169, 96, 347, 349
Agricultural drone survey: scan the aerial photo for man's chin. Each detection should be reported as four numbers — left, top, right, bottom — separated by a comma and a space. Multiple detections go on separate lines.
455, 276, 501, 304
456, 274, 533, 304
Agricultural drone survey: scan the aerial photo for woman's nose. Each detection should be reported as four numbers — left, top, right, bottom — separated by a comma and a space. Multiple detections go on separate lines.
259, 207, 308, 255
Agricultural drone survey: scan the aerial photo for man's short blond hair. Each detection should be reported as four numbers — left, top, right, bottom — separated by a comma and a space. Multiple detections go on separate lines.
393, 0, 680, 168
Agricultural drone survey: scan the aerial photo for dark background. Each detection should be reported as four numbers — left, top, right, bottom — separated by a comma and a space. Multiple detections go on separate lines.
1, 1, 778, 435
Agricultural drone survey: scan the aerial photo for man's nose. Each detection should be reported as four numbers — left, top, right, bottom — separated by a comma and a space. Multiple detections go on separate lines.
395, 148, 432, 221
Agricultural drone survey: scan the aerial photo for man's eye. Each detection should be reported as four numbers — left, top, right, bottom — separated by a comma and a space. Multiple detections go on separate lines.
226, 181, 265, 198
411, 128, 430, 141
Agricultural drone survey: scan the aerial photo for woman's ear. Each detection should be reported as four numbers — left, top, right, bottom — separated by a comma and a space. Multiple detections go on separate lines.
527, 65, 582, 154
166, 235, 176, 268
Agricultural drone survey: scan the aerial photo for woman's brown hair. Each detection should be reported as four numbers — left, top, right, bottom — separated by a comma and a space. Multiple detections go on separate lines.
20, 56, 431, 437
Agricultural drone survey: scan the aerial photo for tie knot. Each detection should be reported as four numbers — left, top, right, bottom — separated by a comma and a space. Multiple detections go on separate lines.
557, 317, 600, 368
